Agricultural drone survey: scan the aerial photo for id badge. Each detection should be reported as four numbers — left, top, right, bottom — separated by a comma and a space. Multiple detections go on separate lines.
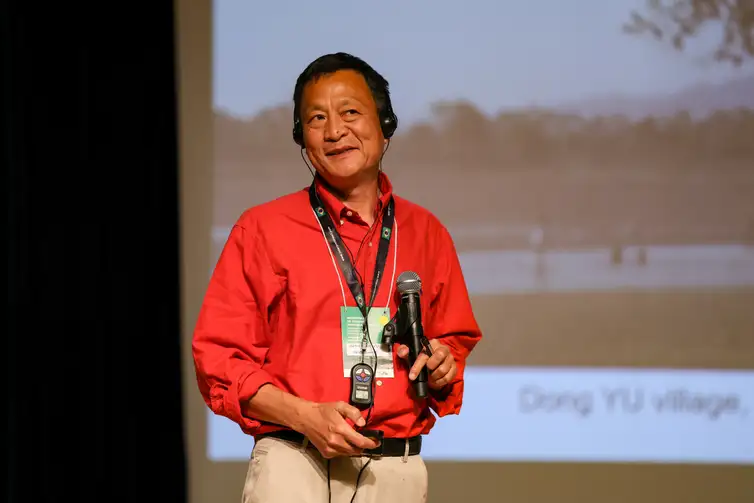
340, 306, 395, 378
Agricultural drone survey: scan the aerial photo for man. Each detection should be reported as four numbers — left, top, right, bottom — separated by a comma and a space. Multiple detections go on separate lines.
192, 52, 482, 503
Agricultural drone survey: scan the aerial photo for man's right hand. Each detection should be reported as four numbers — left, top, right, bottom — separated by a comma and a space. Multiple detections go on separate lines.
298, 401, 380, 458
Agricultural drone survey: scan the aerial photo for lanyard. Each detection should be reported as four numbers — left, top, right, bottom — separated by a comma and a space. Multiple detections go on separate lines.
309, 182, 395, 318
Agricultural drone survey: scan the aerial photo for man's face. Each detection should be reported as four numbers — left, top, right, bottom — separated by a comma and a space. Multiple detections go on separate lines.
300, 69, 385, 190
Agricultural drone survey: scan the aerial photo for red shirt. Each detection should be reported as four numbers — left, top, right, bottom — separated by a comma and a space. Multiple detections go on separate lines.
192, 172, 482, 439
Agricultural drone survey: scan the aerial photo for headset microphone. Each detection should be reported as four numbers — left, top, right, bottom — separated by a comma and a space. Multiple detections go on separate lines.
383, 271, 432, 399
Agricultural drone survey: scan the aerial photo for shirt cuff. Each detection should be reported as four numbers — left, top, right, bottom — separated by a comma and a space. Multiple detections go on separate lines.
223, 369, 275, 429
427, 377, 465, 417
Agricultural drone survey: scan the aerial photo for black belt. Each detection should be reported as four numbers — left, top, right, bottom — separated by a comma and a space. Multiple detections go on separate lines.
257, 429, 422, 457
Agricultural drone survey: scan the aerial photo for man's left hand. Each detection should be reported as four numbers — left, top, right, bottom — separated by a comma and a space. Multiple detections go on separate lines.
396, 340, 456, 390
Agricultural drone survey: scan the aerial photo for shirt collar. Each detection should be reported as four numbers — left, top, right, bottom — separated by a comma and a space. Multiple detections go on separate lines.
313, 171, 394, 221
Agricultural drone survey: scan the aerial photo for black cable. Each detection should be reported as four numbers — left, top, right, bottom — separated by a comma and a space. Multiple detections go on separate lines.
326, 455, 372, 503
350, 459, 372, 503
331, 202, 382, 503
303, 154, 390, 502
362, 318, 379, 426
351, 210, 383, 503
327, 459, 332, 503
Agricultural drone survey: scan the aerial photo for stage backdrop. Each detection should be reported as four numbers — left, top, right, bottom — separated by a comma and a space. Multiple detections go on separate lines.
178, 1, 754, 502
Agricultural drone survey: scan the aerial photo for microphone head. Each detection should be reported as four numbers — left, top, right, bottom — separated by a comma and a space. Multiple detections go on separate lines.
397, 271, 422, 294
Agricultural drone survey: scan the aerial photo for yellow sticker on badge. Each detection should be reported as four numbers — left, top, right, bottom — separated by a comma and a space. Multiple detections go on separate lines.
379, 315, 389, 326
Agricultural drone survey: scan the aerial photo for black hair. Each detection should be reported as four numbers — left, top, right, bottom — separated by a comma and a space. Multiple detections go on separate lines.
291, 52, 397, 146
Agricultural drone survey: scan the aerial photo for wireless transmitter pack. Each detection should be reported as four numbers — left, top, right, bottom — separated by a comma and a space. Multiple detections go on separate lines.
350, 362, 374, 408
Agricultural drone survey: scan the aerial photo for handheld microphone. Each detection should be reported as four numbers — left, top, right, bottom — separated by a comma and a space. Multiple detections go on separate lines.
384, 271, 430, 399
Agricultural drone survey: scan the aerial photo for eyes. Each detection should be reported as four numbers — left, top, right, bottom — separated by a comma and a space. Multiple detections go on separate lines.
308, 109, 359, 124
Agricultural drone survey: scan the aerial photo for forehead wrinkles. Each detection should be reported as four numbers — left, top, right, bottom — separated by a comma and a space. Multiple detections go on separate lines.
302, 72, 375, 112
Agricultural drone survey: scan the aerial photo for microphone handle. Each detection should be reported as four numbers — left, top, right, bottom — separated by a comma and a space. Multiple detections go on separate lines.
404, 292, 429, 399
413, 367, 430, 399
410, 331, 429, 398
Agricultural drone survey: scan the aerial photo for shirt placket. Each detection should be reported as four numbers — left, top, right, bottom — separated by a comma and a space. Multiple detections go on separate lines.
361, 228, 379, 307
342, 216, 374, 305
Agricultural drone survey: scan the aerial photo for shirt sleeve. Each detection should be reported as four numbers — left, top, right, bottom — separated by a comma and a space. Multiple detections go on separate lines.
192, 218, 285, 434
425, 222, 483, 417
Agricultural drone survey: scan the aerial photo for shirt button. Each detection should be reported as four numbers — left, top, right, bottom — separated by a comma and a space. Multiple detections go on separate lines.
377, 380, 383, 386
368, 242, 373, 247
346, 210, 353, 217
339, 219, 344, 225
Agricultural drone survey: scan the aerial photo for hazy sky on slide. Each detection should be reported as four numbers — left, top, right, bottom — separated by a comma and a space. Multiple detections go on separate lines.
213, 0, 754, 124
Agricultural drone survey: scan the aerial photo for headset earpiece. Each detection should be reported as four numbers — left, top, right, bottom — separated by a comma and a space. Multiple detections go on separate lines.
292, 117, 304, 147
380, 109, 397, 139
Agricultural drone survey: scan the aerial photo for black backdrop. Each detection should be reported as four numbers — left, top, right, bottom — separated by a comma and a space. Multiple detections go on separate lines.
5, 2, 187, 502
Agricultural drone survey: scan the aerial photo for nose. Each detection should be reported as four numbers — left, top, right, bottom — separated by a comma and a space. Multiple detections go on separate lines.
324, 114, 347, 142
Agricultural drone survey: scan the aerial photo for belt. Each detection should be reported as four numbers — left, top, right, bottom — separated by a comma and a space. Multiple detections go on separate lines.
257, 429, 422, 457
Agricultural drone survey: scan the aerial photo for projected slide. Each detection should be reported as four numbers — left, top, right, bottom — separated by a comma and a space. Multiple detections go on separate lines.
208, 367, 754, 463
209, 0, 754, 464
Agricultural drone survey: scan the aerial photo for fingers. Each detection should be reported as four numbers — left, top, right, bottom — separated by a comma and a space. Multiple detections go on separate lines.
429, 377, 450, 389
397, 342, 457, 386
429, 363, 457, 389
334, 401, 365, 427
332, 402, 378, 449
400, 343, 451, 381
409, 352, 429, 381
425, 345, 449, 372
318, 403, 378, 458
322, 431, 363, 458
431, 358, 453, 379
396, 344, 428, 380
427, 344, 456, 389
397, 344, 410, 359
340, 426, 380, 451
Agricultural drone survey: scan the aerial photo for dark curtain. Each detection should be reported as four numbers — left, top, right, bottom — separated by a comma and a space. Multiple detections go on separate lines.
5, 2, 187, 502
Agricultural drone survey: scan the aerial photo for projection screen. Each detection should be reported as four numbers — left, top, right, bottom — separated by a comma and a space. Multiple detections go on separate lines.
178, 1, 754, 502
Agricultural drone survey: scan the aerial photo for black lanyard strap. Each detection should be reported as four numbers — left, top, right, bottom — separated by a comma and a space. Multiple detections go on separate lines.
309, 182, 395, 318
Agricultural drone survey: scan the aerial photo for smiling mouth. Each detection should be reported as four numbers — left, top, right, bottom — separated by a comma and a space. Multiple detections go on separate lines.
326, 147, 357, 157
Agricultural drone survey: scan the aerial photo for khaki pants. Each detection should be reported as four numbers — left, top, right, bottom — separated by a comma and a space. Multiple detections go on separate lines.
242, 436, 428, 503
